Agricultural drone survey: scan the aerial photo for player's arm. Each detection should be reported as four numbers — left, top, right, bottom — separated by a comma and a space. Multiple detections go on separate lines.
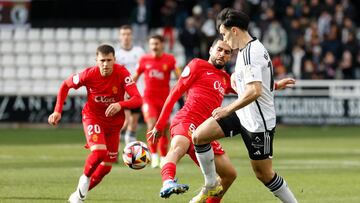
212, 81, 262, 120
132, 72, 140, 82
274, 77, 295, 90
48, 81, 71, 125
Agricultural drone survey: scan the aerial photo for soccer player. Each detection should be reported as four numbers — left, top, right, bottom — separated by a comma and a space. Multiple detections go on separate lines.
191, 8, 298, 203
115, 25, 145, 145
148, 38, 236, 202
132, 34, 180, 168
48, 44, 142, 203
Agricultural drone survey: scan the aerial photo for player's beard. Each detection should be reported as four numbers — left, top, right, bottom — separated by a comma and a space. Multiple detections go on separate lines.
212, 58, 225, 69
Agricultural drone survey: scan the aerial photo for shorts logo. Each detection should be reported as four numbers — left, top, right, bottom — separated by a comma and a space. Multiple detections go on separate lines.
92, 134, 98, 142
188, 123, 196, 136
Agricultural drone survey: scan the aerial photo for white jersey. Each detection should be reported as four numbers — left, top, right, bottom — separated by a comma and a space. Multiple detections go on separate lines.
115, 45, 145, 95
115, 45, 145, 74
234, 38, 276, 132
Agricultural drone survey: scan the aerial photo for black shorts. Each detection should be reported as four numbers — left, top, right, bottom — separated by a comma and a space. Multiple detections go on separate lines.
130, 107, 142, 114
216, 112, 275, 160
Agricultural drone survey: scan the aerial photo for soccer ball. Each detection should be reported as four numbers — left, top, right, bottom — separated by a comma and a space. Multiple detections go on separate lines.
122, 141, 151, 170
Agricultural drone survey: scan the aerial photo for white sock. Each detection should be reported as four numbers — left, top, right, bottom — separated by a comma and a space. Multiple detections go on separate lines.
267, 174, 298, 203
124, 131, 136, 145
77, 174, 90, 200
194, 144, 217, 187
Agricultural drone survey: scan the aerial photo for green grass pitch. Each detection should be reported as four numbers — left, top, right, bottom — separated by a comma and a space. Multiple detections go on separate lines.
0, 125, 359, 203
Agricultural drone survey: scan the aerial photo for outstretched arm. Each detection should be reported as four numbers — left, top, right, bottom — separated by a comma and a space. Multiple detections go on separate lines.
48, 81, 70, 126
275, 78, 296, 90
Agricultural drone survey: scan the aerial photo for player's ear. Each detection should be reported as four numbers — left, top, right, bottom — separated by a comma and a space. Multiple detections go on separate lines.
209, 46, 213, 55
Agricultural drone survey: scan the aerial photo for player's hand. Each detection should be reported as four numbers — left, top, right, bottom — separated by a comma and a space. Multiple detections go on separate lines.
276, 78, 296, 90
48, 112, 61, 126
105, 103, 121, 117
147, 127, 160, 144
230, 73, 237, 93
212, 107, 230, 120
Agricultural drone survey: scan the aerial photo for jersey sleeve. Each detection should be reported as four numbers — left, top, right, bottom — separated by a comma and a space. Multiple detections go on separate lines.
243, 49, 264, 84
119, 68, 142, 109
155, 60, 198, 130
64, 69, 87, 89
136, 57, 145, 75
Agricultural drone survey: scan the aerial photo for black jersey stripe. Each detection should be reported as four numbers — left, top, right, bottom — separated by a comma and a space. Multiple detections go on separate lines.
247, 43, 251, 65
255, 100, 268, 131
243, 49, 247, 65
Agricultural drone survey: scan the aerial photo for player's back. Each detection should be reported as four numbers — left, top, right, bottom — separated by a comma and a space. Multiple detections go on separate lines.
172, 58, 231, 126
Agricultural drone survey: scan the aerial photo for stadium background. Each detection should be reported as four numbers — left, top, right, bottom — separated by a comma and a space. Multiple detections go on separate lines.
0, 0, 360, 202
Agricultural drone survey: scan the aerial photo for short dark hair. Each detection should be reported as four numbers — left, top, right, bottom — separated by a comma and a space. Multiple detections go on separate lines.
149, 34, 164, 42
96, 44, 115, 56
216, 8, 249, 31
120, 24, 132, 31
211, 37, 233, 53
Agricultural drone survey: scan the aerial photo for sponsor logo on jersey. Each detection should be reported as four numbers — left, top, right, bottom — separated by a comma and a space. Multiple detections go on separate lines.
214, 81, 225, 95
149, 69, 164, 79
94, 96, 116, 103
206, 72, 214, 75
124, 76, 134, 86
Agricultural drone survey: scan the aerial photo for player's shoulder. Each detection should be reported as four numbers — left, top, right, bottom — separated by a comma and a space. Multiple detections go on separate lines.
113, 63, 128, 73
133, 46, 145, 53
243, 38, 268, 63
163, 53, 176, 61
188, 58, 209, 67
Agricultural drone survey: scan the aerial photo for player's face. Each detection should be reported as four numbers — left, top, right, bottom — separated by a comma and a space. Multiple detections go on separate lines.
119, 28, 133, 47
219, 24, 239, 49
209, 40, 232, 69
149, 38, 163, 57
97, 52, 115, 77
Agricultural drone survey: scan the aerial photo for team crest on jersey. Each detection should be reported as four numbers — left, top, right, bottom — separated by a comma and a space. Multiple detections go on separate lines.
163, 64, 168, 71
92, 134, 98, 142
112, 86, 118, 94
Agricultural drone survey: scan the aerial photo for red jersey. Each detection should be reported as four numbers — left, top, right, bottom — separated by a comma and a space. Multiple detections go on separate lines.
136, 53, 176, 100
55, 64, 142, 126
155, 58, 235, 130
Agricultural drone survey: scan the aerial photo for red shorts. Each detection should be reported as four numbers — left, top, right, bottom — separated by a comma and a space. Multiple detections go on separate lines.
142, 99, 165, 122
82, 115, 122, 163
170, 122, 225, 165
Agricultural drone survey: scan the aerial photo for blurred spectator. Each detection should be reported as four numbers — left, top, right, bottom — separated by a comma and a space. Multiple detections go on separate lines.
319, 51, 337, 79
340, 50, 355, 79
321, 23, 342, 59
130, 0, 150, 46
179, 16, 201, 64
161, 0, 177, 52
201, 8, 216, 59
262, 19, 287, 56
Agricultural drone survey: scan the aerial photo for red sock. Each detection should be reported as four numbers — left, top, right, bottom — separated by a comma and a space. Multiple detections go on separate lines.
161, 162, 176, 182
146, 130, 157, 153
206, 197, 222, 203
83, 150, 107, 177
158, 133, 168, 157
88, 164, 112, 191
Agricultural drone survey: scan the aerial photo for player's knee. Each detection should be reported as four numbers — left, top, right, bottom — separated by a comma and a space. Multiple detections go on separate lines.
192, 132, 200, 145
93, 150, 108, 162
254, 170, 274, 184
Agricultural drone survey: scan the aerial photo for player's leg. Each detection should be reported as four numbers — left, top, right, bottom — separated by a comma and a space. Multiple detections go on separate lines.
245, 130, 298, 203
143, 102, 160, 168
69, 119, 107, 202
124, 109, 141, 145
192, 117, 226, 188
88, 127, 120, 191
158, 124, 169, 167
189, 142, 236, 203
160, 134, 190, 198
